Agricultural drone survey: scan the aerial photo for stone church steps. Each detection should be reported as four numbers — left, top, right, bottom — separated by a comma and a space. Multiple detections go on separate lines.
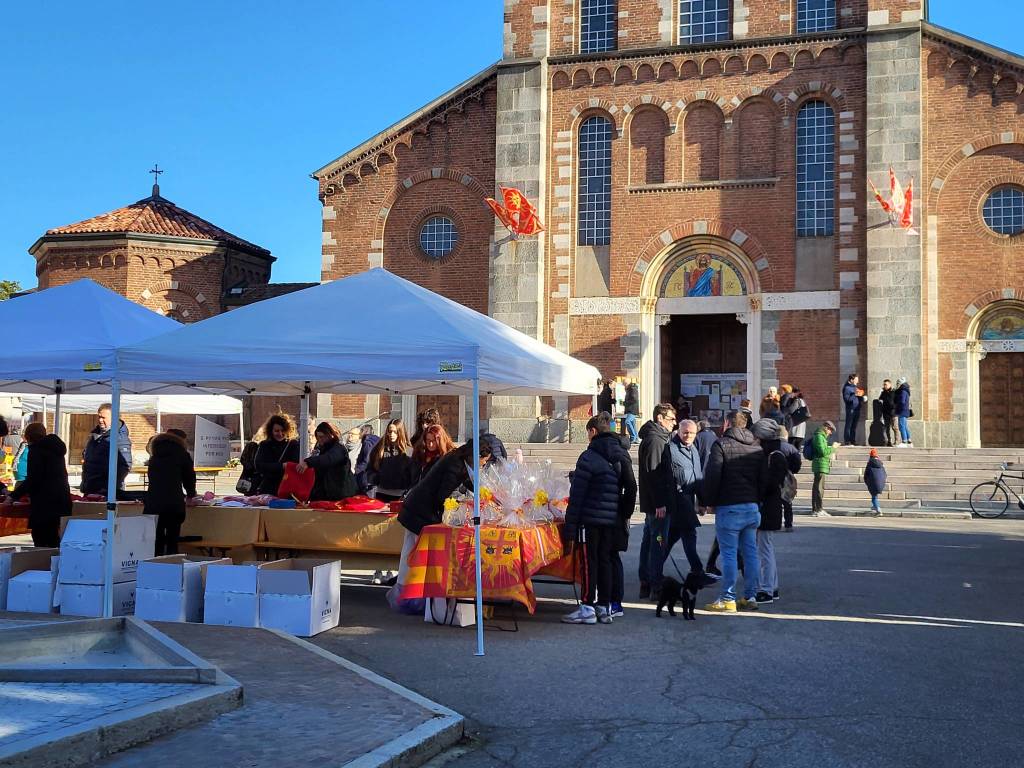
508, 444, 1024, 512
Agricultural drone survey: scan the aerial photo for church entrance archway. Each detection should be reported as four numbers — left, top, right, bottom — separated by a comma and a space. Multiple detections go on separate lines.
640, 236, 761, 431
973, 302, 1024, 448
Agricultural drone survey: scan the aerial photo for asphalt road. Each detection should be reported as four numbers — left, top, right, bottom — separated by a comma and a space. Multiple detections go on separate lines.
313, 516, 1024, 768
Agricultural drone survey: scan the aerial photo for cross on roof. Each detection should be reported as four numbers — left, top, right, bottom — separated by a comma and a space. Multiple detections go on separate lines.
149, 164, 163, 197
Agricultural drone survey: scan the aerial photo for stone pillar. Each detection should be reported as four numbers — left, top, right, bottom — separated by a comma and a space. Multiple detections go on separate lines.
865, 28, 925, 441
489, 60, 549, 442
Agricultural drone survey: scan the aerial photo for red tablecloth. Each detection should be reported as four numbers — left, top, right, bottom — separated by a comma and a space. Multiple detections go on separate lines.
400, 522, 580, 613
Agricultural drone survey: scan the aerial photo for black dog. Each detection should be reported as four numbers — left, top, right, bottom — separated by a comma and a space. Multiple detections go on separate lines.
654, 573, 702, 620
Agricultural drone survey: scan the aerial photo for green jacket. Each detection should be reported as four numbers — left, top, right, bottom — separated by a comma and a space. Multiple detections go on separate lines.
812, 429, 834, 475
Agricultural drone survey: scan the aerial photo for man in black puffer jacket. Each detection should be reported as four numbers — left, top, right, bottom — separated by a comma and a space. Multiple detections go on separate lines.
562, 413, 637, 625
702, 410, 766, 613
637, 404, 677, 600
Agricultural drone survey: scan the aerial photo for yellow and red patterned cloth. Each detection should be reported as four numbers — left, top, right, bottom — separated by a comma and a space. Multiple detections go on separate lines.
401, 522, 579, 613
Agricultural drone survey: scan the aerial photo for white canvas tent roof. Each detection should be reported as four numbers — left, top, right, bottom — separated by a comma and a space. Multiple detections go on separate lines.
0, 279, 184, 394
17, 393, 242, 415
116, 268, 600, 397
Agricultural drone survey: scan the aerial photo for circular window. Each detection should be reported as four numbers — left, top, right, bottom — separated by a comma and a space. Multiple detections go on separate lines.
982, 186, 1024, 236
419, 216, 459, 259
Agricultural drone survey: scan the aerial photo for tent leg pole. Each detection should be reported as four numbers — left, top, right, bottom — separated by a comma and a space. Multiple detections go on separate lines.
54, 380, 63, 443
104, 380, 122, 619
156, 400, 162, 434
473, 379, 484, 657
299, 384, 310, 457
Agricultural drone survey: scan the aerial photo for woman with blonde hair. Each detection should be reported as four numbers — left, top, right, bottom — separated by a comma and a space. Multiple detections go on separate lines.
368, 418, 413, 502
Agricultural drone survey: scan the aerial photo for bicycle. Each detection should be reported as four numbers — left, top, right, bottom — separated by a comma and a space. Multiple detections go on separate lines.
969, 463, 1024, 519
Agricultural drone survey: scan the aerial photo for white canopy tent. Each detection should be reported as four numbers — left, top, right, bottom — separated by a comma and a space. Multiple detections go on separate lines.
18, 394, 243, 416
18, 393, 245, 446
0, 279, 222, 620
117, 268, 601, 654
0, 279, 182, 396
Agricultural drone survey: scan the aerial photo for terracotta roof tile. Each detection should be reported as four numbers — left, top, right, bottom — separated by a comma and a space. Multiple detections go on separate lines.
46, 194, 270, 255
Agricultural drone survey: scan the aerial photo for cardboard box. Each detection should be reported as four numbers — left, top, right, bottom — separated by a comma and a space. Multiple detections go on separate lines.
258, 558, 341, 637
71, 500, 144, 517
59, 580, 136, 617
204, 560, 288, 628
59, 516, 156, 586
0, 547, 59, 610
135, 555, 231, 623
7, 556, 60, 614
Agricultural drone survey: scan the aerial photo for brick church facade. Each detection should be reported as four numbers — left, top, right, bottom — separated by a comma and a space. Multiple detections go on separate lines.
314, 0, 1024, 447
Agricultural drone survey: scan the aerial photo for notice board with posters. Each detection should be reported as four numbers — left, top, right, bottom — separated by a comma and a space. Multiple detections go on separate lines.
679, 374, 747, 427
194, 416, 231, 467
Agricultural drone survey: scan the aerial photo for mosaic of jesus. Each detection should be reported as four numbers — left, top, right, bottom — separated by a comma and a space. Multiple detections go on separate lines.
662, 253, 746, 298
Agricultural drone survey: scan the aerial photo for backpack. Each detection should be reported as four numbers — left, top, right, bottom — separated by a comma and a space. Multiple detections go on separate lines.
769, 450, 798, 503
802, 439, 816, 461
790, 402, 810, 426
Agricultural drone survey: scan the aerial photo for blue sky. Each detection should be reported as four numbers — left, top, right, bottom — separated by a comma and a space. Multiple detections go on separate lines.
1, 1, 1020, 288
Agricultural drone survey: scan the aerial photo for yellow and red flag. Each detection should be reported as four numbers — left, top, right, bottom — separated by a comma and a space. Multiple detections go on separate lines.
899, 178, 914, 229
486, 186, 545, 236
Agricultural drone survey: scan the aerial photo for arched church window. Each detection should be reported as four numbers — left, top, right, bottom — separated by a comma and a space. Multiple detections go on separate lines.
797, 0, 837, 33
580, 0, 617, 53
796, 100, 835, 236
578, 115, 612, 246
679, 0, 730, 44
983, 186, 1024, 236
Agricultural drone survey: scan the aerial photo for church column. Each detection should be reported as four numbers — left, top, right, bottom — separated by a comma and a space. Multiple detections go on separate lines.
736, 305, 762, 404
488, 58, 550, 441
865, 27, 925, 440
639, 297, 659, 422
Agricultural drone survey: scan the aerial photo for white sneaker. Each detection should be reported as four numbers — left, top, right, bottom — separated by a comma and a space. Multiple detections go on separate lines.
813, 510, 832, 517
562, 605, 597, 625
895, 442, 908, 448
596, 605, 614, 624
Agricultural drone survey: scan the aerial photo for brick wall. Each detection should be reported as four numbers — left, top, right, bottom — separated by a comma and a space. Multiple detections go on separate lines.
318, 83, 496, 284
922, 35, 1024, 429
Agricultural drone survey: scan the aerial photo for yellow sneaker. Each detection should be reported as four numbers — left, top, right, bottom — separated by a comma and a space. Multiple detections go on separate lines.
704, 599, 737, 613
737, 598, 759, 612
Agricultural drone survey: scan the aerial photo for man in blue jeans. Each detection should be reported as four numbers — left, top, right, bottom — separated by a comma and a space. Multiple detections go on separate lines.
700, 410, 766, 612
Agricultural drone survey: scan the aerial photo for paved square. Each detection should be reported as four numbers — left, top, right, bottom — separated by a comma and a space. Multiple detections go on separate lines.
313, 517, 1024, 768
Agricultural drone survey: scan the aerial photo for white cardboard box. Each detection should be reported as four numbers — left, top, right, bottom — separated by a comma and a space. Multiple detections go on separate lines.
258, 558, 341, 637
7, 556, 60, 614
59, 516, 156, 586
0, 548, 59, 610
60, 580, 136, 617
135, 555, 231, 623
204, 560, 288, 628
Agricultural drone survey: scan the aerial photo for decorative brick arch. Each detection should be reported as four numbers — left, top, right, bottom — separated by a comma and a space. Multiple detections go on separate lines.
927, 132, 1024, 210
566, 100, 621, 132
729, 87, 789, 119
373, 167, 490, 244
627, 219, 775, 296
138, 280, 214, 321
621, 96, 678, 130
788, 82, 848, 113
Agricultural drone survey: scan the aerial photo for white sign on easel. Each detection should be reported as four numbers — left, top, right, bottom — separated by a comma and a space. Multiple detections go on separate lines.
194, 416, 231, 467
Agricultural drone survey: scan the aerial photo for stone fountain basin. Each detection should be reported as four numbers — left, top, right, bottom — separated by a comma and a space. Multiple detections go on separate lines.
0, 617, 218, 684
